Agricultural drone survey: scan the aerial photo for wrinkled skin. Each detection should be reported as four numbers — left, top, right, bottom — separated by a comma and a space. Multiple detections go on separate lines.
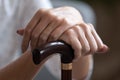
17, 6, 108, 60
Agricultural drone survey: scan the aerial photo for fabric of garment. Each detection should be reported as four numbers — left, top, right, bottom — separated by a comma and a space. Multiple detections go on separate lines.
0, 0, 52, 68
0, 0, 93, 80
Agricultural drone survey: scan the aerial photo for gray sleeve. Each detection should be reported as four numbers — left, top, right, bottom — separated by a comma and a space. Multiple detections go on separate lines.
14, 0, 53, 54
17, 0, 53, 28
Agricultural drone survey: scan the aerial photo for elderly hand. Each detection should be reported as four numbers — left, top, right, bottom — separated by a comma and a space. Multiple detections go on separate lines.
20, 7, 84, 52
59, 23, 108, 60
17, 6, 108, 60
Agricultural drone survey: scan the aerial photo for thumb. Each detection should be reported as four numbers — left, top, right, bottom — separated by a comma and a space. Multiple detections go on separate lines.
16, 28, 25, 36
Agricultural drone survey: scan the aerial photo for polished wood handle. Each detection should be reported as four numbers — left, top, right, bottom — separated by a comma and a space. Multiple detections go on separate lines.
32, 40, 74, 80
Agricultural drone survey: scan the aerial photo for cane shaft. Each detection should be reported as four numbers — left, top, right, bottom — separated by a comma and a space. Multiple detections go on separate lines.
62, 70, 72, 80
61, 63, 72, 80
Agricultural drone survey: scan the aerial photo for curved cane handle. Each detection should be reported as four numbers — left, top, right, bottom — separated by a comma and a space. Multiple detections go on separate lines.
32, 40, 74, 80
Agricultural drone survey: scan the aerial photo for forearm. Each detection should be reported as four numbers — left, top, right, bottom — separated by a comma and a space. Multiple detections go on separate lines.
0, 51, 42, 80
72, 55, 93, 80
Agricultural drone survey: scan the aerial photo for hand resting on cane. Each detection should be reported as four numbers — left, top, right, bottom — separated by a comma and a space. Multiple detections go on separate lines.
17, 6, 108, 80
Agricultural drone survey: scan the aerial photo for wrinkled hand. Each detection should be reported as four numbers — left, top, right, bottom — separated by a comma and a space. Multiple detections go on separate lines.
17, 7, 108, 60
20, 7, 83, 52
59, 23, 108, 60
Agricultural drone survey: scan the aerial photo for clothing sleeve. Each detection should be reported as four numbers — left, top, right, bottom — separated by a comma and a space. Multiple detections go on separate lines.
14, 0, 52, 55
17, 0, 52, 28
12, 0, 52, 58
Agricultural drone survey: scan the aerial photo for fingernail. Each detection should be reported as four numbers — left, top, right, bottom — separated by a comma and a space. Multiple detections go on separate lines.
98, 45, 109, 53
16, 30, 19, 34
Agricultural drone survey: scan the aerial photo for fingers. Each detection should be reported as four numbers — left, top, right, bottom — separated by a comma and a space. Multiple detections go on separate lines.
30, 12, 51, 50
47, 19, 72, 42
37, 16, 62, 46
30, 11, 65, 49
78, 23, 108, 55
21, 6, 108, 56
21, 7, 82, 52
17, 29, 24, 36
60, 29, 82, 60
80, 23, 98, 54
20, 8, 69, 51
73, 25, 90, 55
59, 23, 108, 61
22, 9, 46, 52
88, 23, 109, 53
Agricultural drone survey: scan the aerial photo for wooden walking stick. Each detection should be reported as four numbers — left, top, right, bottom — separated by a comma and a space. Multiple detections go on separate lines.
32, 40, 74, 80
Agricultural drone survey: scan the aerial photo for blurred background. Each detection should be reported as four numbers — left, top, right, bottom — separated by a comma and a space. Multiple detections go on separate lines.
82, 0, 120, 80
35, 0, 120, 80
85, 0, 120, 80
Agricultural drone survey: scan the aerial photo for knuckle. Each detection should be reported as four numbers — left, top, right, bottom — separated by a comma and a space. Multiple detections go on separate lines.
44, 11, 51, 17
47, 10, 54, 16
63, 18, 69, 25
32, 34, 39, 40
91, 46, 98, 53
89, 23, 94, 29
87, 23, 95, 31
74, 25, 79, 29
38, 9, 46, 14
72, 25, 80, 32
82, 45, 90, 55
80, 23, 89, 31
78, 46, 82, 51
67, 29, 74, 35
85, 46, 90, 53
84, 25, 89, 31
54, 16, 64, 25
38, 9, 48, 17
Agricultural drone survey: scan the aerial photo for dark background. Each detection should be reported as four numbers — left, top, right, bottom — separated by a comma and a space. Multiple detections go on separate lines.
82, 0, 120, 80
